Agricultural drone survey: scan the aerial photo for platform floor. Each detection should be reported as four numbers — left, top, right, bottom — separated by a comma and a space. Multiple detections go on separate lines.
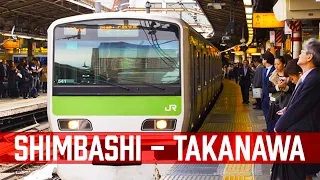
0, 93, 47, 117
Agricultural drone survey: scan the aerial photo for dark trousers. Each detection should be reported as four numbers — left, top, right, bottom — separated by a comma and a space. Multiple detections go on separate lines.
42, 82, 47, 92
262, 96, 271, 131
240, 82, 250, 103
255, 98, 261, 108
0, 81, 3, 97
21, 83, 29, 98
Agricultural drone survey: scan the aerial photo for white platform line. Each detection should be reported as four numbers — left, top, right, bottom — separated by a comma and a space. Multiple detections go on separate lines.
151, 146, 164, 151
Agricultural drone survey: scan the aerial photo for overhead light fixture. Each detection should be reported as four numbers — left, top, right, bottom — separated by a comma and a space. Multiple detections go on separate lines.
246, 14, 252, 19
245, 7, 253, 14
249, 31, 253, 35
33, 37, 47, 41
247, 20, 252, 24
243, 0, 252, 6
247, 24, 252, 28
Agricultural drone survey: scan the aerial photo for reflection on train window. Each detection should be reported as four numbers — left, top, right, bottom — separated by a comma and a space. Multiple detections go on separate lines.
53, 19, 180, 85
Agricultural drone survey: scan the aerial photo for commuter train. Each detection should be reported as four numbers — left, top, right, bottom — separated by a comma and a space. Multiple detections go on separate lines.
47, 12, 223, 180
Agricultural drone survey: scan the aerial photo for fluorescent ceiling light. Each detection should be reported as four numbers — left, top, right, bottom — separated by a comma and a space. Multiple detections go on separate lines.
247, 20, 252, 24
17, 35, 32, 39
247, 24, 252, 28
33, 37, 47, 41
245, 7, 253, 14
243, 0, 252, 6
249, 31, 253, 35
246, 14, 252, 19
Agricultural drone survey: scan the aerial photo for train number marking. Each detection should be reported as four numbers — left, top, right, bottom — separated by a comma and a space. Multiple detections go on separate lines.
165, 105, 177, 112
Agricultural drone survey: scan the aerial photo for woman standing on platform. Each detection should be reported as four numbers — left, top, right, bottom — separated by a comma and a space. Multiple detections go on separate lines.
266, 56, 294, 132
41, 63, 47, 93
275, 58, 303, 116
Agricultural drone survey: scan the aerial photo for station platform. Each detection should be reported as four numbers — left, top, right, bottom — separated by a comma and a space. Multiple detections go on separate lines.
23, 80, 320, 180
162, 79, 271, 180
0, 93, 47, 117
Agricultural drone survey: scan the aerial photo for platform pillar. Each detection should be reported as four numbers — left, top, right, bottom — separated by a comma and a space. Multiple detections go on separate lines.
288, 20, 302, 59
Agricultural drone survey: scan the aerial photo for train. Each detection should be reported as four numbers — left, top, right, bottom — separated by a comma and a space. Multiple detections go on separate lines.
47, 12, 223, 180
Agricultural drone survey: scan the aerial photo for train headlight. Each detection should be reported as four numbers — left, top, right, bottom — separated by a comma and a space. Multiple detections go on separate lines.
141, 119, 176, 131
156, 120, 167, 129
58, 119, 92, 131
68, 120, 79, 129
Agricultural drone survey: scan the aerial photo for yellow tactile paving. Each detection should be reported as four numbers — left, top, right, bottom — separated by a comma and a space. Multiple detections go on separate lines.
199, 80, 254, 180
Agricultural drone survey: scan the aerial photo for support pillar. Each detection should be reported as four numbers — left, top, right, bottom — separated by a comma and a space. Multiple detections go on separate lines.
275, 30, 283, 57
27, 39, 33, 62
288, 20, 302, 59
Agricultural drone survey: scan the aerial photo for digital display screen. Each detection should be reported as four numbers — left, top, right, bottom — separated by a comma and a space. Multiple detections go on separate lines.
98, 25, 139, 37
64, 27, 86, 35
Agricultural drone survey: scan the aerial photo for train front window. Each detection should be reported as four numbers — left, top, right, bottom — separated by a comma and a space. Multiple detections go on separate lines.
53, 19, 180, 87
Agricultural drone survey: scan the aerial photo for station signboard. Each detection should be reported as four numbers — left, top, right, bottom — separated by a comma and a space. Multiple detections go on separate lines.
2, 39, 20, 49
253, 13, 285, 28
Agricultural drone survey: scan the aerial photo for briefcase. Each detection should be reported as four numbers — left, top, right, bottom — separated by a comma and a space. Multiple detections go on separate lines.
252, 88, 262, 98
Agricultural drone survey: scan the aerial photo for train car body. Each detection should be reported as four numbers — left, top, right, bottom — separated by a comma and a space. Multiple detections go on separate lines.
47, 12, 223, 180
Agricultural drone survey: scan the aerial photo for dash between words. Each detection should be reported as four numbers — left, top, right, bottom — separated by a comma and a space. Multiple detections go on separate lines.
14, 135, 305, 162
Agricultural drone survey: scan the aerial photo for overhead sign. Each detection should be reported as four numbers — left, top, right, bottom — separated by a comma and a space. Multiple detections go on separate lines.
253, 13, 285, 28
2, 40, 20, 49
246, 48, 257, 54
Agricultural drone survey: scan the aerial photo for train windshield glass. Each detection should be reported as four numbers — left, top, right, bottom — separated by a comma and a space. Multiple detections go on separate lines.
53, 19, 180, 86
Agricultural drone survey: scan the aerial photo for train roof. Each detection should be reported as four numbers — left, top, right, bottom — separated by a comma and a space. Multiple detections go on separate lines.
48, 12, 187, 30
47, 12, 220, 53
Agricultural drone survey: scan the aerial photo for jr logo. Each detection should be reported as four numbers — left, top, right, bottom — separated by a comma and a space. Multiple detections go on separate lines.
165, 104, 177, 112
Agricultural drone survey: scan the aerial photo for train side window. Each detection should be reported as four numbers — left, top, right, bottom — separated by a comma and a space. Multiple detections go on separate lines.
208, 55, 211, 82
203, 54, 206, 86
213, 55, 216, 80
197, 51, 201, 90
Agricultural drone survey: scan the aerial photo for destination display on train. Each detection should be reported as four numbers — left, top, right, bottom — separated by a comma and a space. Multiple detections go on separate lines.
99, 25, 138, 29
98, 25, 139, 37
63, 27, 86, 35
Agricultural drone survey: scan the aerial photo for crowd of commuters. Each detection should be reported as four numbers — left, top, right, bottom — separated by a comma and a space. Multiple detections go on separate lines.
224, 38, 320, 180
0, 58, 47, 99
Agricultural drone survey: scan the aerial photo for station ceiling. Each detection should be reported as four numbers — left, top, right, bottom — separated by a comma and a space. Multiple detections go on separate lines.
197, 0, 277, 49
0, 0, 109, 37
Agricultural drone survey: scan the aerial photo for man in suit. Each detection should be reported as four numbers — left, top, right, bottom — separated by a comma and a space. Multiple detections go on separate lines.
252, 58, 263, 109
239, 60, 252, 104
261, 51, 275, 132
273, 38, 320, 180
0, 59, 8, 98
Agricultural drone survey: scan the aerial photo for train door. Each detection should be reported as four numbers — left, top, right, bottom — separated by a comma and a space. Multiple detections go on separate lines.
213, 55, 217, 95
208, 55, 212, 104
202, 53, 207, 112
211, 54, 215, 98
195, 51, 202, 120
189, 43, 197, 129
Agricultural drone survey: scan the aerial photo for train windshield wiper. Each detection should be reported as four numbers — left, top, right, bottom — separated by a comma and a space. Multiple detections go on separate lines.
117, 77, 166, 90
96, 79, 130, 90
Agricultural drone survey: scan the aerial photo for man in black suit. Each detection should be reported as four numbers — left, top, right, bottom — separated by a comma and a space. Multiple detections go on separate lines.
0, 60, 8, 98
252, 58, 263, 109
261, 52, 275, 132
239, 60, 253, 104
273, 38, 320, 179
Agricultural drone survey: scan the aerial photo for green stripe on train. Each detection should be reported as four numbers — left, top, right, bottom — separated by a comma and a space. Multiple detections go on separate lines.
52, 96, 182, 116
